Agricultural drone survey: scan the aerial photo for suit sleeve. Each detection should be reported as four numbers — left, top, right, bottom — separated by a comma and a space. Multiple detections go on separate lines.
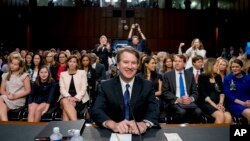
101, 65, 107, 80
91, 82, 112, 126
162, 73, 178, 104
189, 73, 198, 101
144, 82, 160, 125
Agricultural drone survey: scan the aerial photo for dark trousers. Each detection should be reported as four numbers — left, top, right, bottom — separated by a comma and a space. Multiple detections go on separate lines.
169, 104, 203, 123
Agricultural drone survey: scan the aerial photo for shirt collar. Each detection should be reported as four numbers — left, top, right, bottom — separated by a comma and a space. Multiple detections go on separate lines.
119, 76, 135, 89
175, 69, 184, 74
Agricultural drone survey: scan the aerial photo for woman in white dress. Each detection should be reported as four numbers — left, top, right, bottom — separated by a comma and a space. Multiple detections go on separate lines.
178, 38, 206, 69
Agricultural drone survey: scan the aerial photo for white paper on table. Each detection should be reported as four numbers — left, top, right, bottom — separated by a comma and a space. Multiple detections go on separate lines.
110, 133, 132, 141
164, 133, 183, 141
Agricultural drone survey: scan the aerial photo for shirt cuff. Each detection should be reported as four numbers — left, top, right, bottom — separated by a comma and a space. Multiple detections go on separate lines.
190, 96, 195, 102
205, 96, 210, 102
102, 121, 108, 128
143, 120, 154, 128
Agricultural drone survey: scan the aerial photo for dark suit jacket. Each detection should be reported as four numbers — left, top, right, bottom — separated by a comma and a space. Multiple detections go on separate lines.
92, 76, 159, 127
95, 63, 106, 82
162, 70, 198, 105
186, 67, 204, 74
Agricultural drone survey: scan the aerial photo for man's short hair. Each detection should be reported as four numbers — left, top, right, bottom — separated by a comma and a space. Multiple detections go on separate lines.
174, 54, 186, 63
116, 46, 140, 64
192, 55, 203, 64
132, 35, 139, 40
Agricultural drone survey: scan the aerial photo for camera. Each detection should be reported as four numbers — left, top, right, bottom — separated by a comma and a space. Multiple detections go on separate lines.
134, 23, 139, 29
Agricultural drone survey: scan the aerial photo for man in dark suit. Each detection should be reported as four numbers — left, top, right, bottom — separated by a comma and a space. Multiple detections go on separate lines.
186, 55, 204, 85
92, 35, 112, 71
92, 47, 159, 134
162, 54, 202, 123
90, 53, 106, 82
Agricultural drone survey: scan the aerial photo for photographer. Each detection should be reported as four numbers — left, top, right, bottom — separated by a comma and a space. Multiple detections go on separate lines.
128, 23, 149, 54
93, 35, 112, 71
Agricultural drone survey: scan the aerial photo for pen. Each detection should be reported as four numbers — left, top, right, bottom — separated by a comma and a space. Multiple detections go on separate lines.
115, 133, 121, 141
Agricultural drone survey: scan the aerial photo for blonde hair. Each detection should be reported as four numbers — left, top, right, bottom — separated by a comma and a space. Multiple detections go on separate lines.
6, 56, 26, 81
99, 35, 107, 41
204, 58, 217, 78
217, 58, 229, 75
7, 51, 21, 63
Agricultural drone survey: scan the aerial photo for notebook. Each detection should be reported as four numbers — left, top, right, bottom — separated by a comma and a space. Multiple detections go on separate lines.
34, 119, 85, 140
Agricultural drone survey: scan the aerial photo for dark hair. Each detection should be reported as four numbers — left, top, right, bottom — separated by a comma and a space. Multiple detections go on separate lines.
162, 55, 174, 73
35, 65, 53, 85
174, 54, 186, 63
55, 51, 68, 67
30, 54, 44, 70
116, 46, 140, 64
231, 59, 243, 67
66, 55, 79, 70
192, 55, 203, 64
141, 56, 157, 82
80, 54, 92, 70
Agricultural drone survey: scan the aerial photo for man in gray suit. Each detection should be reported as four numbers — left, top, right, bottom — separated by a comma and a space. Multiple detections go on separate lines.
162, 54, 202, 123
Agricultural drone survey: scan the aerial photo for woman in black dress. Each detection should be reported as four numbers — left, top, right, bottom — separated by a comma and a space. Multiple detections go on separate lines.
198, 58, 232, 124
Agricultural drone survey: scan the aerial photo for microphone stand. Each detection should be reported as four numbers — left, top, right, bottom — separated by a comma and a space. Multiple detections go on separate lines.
128, 103, 143, 141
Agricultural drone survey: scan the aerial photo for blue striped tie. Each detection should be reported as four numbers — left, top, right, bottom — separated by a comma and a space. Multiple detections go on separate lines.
179, 72, 185, 97
124, 84, 130, 120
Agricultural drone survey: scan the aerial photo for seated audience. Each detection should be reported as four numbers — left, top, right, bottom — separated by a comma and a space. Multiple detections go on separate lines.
216, 58, 229, 82
162, 54, 202, 123
198, 58, 232, 124
25, 52, 33, 71
27, 54, 44, 83
54, 51, 68, 82
161, 55, 174, 75
0, 56, 31, 121
59, 55, 89, 121
106, 64, 118, 79
80, 54, 96, 98
224, 59, 250, 124
28, 66, 56, 122
90, 53, 106, 82
186, 55, 204, 85
137, 56, 163, 99
156, 51, 167, 74
1, 51, 21, 73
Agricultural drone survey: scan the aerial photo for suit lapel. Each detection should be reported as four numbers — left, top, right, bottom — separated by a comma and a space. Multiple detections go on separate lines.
113, 77, 125, 113
170, 71, 177, 92
184, 71, 190, 95
130, 76, 141, 108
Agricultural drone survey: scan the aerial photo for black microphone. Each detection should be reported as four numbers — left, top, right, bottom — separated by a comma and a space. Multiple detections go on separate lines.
128, 102, 143, 141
